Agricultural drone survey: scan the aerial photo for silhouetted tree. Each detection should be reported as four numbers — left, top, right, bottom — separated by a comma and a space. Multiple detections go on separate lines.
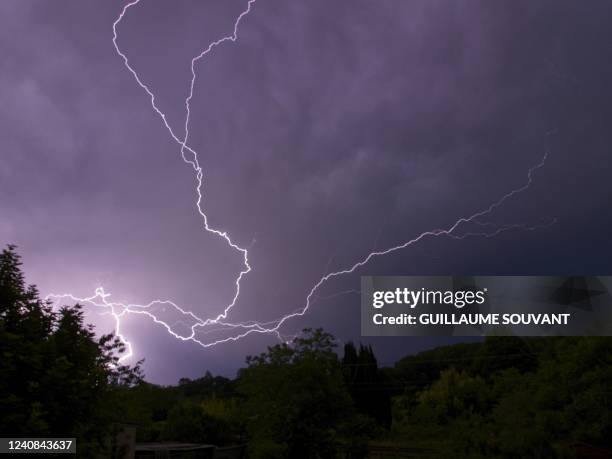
161, 400, 233, 445
0, 245, 142, 454
238, 328, 373, 459
343, 342, 392, 428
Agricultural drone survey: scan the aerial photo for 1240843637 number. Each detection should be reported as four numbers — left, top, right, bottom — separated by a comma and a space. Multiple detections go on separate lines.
1, 438, 76, 454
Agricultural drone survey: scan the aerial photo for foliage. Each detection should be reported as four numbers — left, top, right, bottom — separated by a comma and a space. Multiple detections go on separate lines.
114, 374, 240, 444
238, 328, 373, 459
391, 336, 612, 458
343, 342, 392, 428
0, 245, 142, 455
177, 371, 235, 399
161, 400, 234, 445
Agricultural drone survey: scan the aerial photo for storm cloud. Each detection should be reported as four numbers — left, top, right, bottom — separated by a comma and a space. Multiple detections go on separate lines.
1, 0, 611, 382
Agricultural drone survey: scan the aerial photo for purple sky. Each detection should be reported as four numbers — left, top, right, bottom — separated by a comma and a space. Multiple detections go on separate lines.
2, 0, 612, 383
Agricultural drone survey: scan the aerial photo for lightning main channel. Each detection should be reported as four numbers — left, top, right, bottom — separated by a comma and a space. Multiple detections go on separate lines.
111, 0, 256, 327
47, 1, 553, 359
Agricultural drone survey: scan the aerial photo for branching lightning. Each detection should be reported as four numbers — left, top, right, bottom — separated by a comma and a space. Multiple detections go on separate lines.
46, 0, 554, 361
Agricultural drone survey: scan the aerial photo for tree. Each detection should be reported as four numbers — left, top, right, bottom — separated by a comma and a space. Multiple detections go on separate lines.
238, 328, 372, 459
161, 401, 233, 445
390, 337, 612, 457
342, 342, 392, 428
0, 245, 142, 454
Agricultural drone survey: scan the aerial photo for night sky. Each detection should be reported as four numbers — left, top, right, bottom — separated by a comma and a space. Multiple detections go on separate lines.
2, 0, 612, 384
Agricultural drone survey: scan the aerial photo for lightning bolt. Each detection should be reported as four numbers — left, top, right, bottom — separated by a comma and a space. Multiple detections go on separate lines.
111, 0, 255, 327
47, 0, 554, 361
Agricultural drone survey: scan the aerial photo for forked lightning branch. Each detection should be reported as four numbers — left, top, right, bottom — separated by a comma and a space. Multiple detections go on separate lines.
46, 0, 554, 359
